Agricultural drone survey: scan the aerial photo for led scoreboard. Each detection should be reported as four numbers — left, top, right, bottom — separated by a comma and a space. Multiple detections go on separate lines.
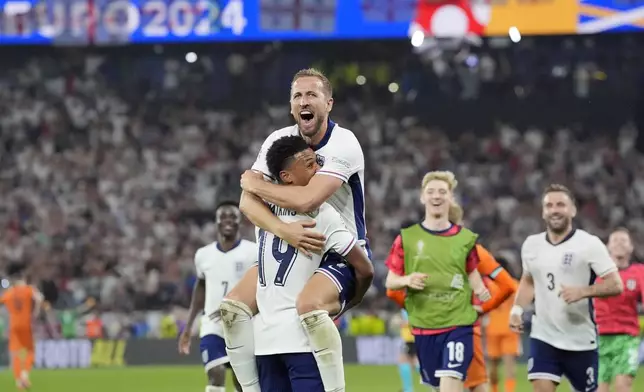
0, 0, 416, 44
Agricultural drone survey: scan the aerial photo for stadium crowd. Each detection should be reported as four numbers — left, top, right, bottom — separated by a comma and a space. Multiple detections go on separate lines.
0, 43, 643, 337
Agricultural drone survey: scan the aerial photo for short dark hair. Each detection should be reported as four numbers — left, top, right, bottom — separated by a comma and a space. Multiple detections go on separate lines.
215, 200, 239, 212
542, 183, 576, 205
266, 136, 310, 180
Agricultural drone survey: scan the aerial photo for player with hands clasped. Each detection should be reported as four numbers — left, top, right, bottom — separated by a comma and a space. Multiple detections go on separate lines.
511, 184, 623, 392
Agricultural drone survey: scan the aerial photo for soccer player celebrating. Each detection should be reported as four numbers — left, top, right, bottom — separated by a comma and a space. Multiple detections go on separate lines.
595, 227, 644, 392
387, 203, 518, 392
178, 201, 256, 392
0, 266, 44, 390
252, 135, 373, 391
510, 184, 624, 392
220, 69, 370, 392
384, 171, 491, 392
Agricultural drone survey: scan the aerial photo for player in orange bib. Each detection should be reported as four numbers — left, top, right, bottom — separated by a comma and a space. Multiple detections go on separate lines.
387, 204, 518, 392
0, 269, 44, 390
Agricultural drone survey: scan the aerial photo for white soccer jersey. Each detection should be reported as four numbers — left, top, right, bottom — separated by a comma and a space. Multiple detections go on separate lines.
195, 239, 257, 338
253, 203, 357, 355
251, 120, 368, 249
521, 229, 617, 351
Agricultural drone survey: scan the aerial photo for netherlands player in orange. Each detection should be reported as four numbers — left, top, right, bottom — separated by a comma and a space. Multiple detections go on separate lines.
0, 269, 44, 390
484, 257, 521, 392
387, 204, 518, 392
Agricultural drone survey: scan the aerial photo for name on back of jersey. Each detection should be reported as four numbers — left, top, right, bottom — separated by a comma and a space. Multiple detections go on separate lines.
269, 203, 297, 217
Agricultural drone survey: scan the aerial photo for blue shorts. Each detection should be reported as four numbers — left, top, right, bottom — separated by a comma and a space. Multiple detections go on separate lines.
315, 252, 357, 318
528, 338, 598, 391
199, 334, 229, 371
256, 353, 324, 392
415, 326, 474, 388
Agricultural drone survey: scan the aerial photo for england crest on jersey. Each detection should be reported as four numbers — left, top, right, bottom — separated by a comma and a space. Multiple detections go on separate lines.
316, 153, 325, 167
561, 252, 573, 269
626, 278, 637, 291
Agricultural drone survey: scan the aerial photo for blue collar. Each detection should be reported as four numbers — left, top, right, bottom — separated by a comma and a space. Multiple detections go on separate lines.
311, 119, 336, 151
216, 239, 242, 253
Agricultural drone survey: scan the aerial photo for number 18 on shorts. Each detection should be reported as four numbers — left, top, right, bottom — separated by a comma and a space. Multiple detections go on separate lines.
415, 326, 474, 388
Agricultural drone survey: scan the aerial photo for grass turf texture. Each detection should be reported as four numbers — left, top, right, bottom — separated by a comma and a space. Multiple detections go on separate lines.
1, 365, 643, 391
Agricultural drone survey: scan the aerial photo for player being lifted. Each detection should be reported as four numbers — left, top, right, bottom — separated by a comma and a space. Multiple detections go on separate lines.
384, 171, 491, 392
178, 202, 256, 392
250, 135, 373, 391
595, 227, 644, 392
219, 69, 370, 392
0, 266, 44, 390
510, 184, 624, 392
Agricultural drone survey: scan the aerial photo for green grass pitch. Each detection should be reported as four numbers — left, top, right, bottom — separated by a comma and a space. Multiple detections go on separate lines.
1, 365, 643, 391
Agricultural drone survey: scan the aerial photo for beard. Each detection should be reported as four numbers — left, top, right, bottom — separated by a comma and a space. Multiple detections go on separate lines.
545, 216, 571, 234
297, 114, 325, 139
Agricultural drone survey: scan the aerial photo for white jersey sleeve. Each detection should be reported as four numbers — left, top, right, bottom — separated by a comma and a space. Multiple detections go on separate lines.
251, 126, 297, 180
316, 129, 364, 183
194, 248, 206, 280
316, 203, 357, 257
584, 235, 617, 278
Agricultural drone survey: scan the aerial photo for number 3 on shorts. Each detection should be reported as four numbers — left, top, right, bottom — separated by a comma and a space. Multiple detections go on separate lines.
447, 341, 465, 364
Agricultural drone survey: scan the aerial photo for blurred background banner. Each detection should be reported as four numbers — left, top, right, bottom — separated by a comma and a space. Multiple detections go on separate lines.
0, 0, 642, 45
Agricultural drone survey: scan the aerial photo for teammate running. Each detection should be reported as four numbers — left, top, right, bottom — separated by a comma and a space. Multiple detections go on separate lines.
220, 68, 369, 392
178, 201, 256, 392
0, 267, 44, 390
511, 184, 624, 392
595, 227, 644, 392
387, 205, 518, 392
384, 171, 491, 392
252, 135, 373, 391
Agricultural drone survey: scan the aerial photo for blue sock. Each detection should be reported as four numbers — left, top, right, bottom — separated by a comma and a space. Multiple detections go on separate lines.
415, 363, 420, 373
398, 363, 413, 392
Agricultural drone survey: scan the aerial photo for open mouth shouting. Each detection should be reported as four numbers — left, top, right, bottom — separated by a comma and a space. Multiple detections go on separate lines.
299, 110, 315, 129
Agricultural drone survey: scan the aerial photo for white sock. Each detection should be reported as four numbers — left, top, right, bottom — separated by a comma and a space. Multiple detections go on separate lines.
220, 299, 260, 392
300, 310, 345, 392
205, 386, 225, 392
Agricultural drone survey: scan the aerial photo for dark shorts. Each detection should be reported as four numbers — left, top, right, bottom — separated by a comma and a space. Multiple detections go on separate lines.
256, 352, 324, 392
315, 252, 357, 318
403, 341, 417, 356
199, 334, 230, 371
415, 326, 474, 388
528, 338, 598, 392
